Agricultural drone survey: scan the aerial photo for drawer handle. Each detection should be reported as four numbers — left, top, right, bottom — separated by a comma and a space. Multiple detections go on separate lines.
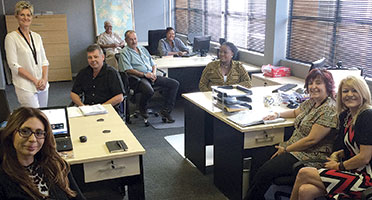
255, 134, 274, 143
98, 165, 126, 172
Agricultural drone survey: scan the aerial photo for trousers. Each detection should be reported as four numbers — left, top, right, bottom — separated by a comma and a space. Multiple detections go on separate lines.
15, 86, 48, 108
245, 152, 299, 200
137, 76, 179, 112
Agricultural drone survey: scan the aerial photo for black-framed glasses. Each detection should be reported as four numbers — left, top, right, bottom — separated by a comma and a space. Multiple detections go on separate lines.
18, 127, 46, 139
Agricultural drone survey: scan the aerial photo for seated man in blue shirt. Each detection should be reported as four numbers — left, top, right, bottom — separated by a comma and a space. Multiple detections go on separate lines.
118, 30, 179, 123
71, 44, 124, 109
158, 27, 189, 57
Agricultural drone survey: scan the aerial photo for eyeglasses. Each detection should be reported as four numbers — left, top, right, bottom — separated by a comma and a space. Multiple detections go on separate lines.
18, 127, 46, 139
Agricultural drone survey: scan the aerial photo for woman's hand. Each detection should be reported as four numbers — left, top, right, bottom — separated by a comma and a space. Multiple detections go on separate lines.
263, 112, 278, 120
37, 79, 47, 91
329, 150, 344, 162
324, 157, 339, 170
270, 145, 286, 159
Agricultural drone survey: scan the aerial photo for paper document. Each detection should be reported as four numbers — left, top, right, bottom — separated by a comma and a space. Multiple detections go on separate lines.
67, 104, 108, 117
227, 111, 286, 127
79, 104, 108, 116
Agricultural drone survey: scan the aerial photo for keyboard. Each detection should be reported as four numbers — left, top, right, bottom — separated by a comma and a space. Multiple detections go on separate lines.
272, 83, 297, 93
181, 52, 198, 57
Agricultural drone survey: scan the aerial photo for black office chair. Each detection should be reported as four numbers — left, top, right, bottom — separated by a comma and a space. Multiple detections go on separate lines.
146, 29, 167, 56
0, 89, 11, 127
115, 53, 166, 126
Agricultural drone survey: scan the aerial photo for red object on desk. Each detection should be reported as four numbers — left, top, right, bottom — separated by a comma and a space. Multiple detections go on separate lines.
262, 64, 291, 78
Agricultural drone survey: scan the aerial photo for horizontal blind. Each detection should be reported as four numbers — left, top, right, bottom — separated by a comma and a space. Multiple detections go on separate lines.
287, 0, 372, 77
175, 0, 266, 53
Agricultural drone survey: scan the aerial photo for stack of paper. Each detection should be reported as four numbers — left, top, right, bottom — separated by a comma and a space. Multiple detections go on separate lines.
67, 104, 108, 118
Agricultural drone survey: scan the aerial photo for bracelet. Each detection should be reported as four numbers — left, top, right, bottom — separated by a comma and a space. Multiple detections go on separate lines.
284, 147, 288, 153
339, 161, 346, 171
276, 112, 280, 118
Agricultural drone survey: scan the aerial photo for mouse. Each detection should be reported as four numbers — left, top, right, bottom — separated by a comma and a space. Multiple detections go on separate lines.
79, 136, 87, 143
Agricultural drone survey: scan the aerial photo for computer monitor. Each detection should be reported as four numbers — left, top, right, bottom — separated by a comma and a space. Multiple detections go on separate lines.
40, 106, 70, 137
193, 35, 211, 57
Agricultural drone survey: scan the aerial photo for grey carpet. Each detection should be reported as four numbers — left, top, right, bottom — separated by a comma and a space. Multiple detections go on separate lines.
148, 104, 184, 129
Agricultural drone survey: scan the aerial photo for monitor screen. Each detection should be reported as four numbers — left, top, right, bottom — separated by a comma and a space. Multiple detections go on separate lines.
40, 106, 70, 137
193, 35, 211, 56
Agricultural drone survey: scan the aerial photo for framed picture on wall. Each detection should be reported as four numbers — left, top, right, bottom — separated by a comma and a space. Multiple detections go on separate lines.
93, 0, 135, 38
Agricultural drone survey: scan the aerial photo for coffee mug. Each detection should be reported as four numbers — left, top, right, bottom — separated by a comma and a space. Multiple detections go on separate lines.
263, 95, 274, 107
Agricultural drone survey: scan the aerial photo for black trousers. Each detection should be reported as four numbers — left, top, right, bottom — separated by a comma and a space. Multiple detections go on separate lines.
245, 152, 299, 200
137, 76, 179, 112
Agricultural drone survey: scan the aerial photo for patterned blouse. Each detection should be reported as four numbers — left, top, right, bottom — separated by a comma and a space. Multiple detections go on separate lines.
26, 163, 49, 197
199, 60, 252, 92
281, 97, 338, 168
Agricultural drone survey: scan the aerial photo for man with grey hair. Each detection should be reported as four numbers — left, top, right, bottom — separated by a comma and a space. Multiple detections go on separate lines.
71, 44, 124, 108
97, 20, 125, 69
118, 30, 179, 123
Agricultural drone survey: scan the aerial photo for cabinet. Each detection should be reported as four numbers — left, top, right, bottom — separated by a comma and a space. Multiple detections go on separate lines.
6, 14, 72, 81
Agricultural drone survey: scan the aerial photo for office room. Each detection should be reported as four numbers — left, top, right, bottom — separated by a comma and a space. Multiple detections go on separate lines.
1, 0, 372, 200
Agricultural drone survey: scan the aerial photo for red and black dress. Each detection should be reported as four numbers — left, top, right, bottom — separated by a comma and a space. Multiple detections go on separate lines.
318, 109, 372, 199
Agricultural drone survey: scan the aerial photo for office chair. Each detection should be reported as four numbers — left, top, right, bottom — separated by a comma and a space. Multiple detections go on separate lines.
115, 53, 167, 126
146, 29, 167, 55
0, 90, 11, 127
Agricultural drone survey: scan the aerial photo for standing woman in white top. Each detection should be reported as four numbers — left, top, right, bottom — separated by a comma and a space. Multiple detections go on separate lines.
5, 1, 49, 108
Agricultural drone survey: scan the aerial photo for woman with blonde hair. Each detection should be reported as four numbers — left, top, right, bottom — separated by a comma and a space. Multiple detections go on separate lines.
290, 75, 372, 200
0, 107, 85, 199
5, 1, 49, 108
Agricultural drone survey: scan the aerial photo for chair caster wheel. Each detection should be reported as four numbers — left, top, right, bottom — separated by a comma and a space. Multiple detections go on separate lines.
134, 115, 138, 118
127, 120, 132, 124
154, 113, 159, 117
162, 117, 166, 123
145, 122, 149, 127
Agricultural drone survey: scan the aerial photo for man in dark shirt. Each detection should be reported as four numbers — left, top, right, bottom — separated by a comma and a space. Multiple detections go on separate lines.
70, 44, 124, 107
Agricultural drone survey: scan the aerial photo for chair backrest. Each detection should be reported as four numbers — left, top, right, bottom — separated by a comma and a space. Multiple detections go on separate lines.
147, 29, 167, 55
0, 90, 10, 123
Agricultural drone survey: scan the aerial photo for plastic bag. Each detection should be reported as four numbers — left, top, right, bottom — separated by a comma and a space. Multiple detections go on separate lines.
261, 64, 291, 78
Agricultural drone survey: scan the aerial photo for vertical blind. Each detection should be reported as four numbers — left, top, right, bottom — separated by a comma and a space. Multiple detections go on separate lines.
175, 0, 266, 53
287, 0, 372, 77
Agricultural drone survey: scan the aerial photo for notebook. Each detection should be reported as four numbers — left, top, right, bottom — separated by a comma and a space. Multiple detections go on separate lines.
40, 106, 73, 152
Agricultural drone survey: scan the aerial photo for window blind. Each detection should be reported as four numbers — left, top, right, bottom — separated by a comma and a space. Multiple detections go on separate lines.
175, 0, 266, 53
287, 0, 372, 77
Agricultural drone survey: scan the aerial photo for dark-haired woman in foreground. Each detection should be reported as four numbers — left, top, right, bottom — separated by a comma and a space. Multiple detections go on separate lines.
0, 107, 85, 199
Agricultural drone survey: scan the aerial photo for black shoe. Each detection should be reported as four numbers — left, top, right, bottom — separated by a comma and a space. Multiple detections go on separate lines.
160, 110, 175, 123
139, 107, 149, 119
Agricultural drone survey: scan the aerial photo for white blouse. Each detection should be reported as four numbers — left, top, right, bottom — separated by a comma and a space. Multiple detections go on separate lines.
5, 31, 49, 93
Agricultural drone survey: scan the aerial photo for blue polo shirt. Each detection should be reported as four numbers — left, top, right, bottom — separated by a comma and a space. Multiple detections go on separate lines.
118, 45, 155, 73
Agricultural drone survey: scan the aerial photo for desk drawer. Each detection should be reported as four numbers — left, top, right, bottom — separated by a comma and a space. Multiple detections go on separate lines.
244, 128, 284, 149
83, 156, 140, 183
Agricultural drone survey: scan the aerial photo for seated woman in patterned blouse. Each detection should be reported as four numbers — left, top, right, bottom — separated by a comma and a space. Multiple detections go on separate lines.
245, 69, 338, 200
0, 107, 85, 199
198, 42, 251, 91
290, 75, 372, 200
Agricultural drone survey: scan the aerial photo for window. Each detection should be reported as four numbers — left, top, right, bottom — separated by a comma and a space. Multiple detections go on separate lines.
287, 0, 372, 77
175, 0, 266, 53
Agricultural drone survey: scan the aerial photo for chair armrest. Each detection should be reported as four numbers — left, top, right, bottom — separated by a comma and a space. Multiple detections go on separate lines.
157, 68, 167, 77
362, 187, 372, 200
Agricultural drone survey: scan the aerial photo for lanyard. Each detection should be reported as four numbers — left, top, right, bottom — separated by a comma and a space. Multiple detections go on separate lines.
18, 27, 38, 65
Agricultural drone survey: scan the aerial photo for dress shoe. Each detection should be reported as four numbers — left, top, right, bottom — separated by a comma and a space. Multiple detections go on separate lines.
160, 110, 175, 123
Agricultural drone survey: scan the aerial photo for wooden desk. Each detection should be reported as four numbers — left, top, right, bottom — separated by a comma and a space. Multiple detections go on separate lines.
66, 105, 146, 200
154, 55, 214, 94
182, 86, 295, 200
252, 73, 305, 87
